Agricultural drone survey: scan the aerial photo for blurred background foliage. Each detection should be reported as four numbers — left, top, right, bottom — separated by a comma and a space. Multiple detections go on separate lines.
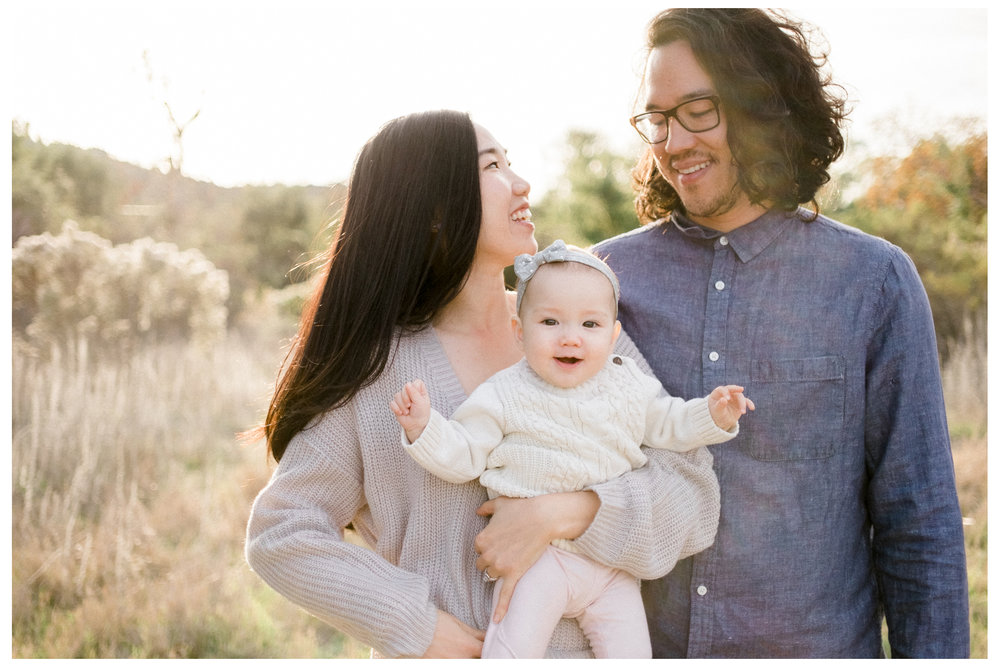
10, 116, 987, 657
12, 118, 987, 357
13, 121, 341, 327
833, 131, 988, 351
533, 124, 988, 359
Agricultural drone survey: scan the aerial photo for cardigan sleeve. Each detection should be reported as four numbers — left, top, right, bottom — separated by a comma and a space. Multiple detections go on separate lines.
245, 408, 439, 658
572, 331, 721, 579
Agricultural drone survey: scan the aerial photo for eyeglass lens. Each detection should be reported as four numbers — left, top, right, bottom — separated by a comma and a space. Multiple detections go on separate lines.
633, 97, 719, 144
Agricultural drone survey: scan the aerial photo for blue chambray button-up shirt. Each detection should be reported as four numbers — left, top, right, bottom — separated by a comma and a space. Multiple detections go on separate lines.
594, 208, 969, 658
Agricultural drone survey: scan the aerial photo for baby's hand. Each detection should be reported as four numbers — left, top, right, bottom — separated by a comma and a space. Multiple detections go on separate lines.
708, 385, 755, 431
390, 379, 431, 443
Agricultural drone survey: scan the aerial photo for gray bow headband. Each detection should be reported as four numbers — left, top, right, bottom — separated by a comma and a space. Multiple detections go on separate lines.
514, 240, 621, 312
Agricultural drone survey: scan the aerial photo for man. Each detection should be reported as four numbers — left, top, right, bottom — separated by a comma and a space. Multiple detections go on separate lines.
594, 8, 969, 658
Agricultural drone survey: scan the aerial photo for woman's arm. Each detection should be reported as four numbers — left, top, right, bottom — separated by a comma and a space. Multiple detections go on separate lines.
475, 446, 718, 608
574, 446, 719, 578
246, 418, 449, 658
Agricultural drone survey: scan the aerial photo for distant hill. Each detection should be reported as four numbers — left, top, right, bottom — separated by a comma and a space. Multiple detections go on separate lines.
13, 125, 346, 317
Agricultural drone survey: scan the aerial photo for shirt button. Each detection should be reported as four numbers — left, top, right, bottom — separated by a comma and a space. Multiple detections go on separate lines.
719, 236, 729, 246
714, 280, 725, 291
697, 585, 708, 596
709, 351, 720, 362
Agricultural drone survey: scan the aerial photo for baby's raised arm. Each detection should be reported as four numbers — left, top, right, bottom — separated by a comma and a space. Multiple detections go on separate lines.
390, 379, 432, 443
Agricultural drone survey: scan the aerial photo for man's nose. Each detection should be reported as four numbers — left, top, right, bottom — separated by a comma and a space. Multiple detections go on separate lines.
663, 115, 698, 153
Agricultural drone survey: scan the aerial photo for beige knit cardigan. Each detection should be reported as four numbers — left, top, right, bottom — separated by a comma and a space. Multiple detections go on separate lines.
245, 326, 720, 658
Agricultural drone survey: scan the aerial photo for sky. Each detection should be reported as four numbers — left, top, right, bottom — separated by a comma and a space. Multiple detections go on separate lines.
6, 2, 993, 196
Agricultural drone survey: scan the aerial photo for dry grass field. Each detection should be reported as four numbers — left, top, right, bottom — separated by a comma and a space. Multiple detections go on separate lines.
11, 315, 987, 658
11, 317, 365, 658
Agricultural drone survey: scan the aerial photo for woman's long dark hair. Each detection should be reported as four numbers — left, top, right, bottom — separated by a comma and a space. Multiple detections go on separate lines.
633, 8, 848, 223
262, 110, 481, 461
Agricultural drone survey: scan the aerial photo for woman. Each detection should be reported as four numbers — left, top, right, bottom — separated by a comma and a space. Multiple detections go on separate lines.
245, 110, 720, 658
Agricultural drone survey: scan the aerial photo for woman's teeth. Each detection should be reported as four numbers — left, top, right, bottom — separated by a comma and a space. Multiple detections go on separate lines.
511, 208, 532, 223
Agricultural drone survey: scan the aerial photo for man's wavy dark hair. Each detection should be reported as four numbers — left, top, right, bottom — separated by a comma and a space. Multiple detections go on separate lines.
633, 8, 848, 223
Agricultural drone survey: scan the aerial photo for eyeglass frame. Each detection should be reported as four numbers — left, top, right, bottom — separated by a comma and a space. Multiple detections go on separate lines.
629, 95, 722, 145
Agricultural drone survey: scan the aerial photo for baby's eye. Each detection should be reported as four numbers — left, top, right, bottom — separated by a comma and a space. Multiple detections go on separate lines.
583, 320, 601, 328
541, 318, 558, 326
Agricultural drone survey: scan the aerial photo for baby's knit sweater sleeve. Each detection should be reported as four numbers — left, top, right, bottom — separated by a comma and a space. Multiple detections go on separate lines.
403, 381, 506, 484
245, 409, 438, 658
573, 331, 722, 579
636, 364, 738, 451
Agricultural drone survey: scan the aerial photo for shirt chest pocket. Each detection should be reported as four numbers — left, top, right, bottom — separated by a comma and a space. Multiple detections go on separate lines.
742, 356, 845, 462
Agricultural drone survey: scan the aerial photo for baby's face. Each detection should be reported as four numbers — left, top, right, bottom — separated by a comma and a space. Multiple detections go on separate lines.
514, 263, 620, 389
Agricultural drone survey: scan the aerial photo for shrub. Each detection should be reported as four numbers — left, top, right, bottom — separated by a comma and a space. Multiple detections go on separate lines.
13, 221, 229, 358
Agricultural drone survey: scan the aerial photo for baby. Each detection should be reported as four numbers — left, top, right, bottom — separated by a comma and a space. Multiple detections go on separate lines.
390, 240, 753, 658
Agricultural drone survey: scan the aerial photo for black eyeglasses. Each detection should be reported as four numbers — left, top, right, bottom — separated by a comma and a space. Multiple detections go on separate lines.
630, 95, 721, 145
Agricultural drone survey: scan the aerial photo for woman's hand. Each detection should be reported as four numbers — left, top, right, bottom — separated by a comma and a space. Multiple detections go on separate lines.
474, 491, 600, 623
421, 610, 485, 658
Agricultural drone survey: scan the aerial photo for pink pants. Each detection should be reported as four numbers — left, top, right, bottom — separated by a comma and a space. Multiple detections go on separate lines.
482, 545, 652, 658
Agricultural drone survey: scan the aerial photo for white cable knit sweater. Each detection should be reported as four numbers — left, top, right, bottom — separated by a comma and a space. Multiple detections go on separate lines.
407, 355, 735, 501
245, 326, 720, 658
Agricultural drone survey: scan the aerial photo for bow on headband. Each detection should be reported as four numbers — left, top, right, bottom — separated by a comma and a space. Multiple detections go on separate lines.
514, 240, 621, 312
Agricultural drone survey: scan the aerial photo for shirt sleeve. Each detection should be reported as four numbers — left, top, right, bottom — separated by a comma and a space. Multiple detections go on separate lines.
572, 332, 721, 579
864, 249, 970, 657
402, 382, 506, 484
245, 410, 438, 658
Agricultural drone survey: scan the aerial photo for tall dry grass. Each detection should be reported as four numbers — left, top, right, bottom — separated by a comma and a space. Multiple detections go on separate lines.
11, 323, 368, 658
11, 315, 987, 657
940, 323, 988, 659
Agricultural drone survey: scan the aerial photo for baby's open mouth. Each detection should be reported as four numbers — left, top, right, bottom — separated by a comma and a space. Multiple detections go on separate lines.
555, 357, 582, 365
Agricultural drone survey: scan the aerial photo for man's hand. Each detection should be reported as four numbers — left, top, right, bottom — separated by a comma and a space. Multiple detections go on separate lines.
707, 384, 755, 431
389, 379, 431, 443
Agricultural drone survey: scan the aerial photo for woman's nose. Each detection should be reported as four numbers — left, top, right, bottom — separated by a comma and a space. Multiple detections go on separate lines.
512, 170, 531, 196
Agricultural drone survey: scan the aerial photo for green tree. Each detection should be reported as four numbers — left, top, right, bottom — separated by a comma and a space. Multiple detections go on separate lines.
12, 126, 66, 241
12, 125, 106, 241
241, 186, 320, 290
532, 130, 639, 247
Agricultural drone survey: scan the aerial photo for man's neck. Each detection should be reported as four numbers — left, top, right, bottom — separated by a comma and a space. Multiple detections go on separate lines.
687, 200, 770, 234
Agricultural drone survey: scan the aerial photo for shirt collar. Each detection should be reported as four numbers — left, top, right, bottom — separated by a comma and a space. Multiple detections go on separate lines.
667, 208, 800, 263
